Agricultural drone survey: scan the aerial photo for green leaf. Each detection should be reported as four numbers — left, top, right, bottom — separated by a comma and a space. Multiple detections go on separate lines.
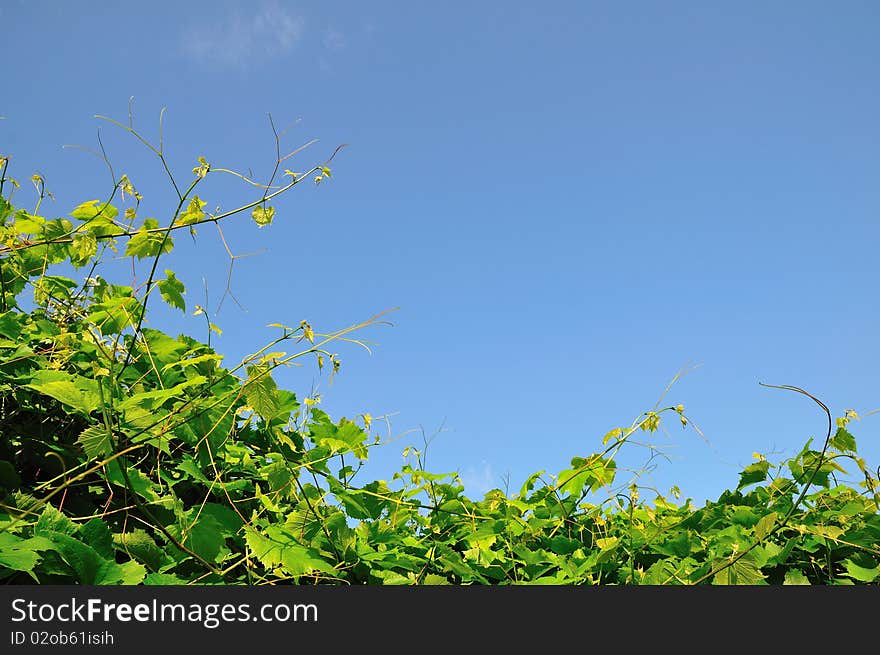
42, 218, 77, 261
125, 218, 173, 259
87, 295, 142, 334
436, 549, 482, 582
791, 449, 841, 487
175, 456, 210, 485
70, 233, 97, 267
711, 553, 766, 585
557, 467, 594, 497
252, 205, 275, 227
32, 275, 78, 306
77, 425, 113, 459
843, 559, 880, 583
0, 548, 39, 574
245, 364, 280, 420
244, 525, 335, 577
35, 505, 78, 536
373, 569, 411, 585
830, 428, 857, 452
40, 531, 146, 585
117, 376, 206, 412
183, 515, 226, 563
261, 459, 293, 497
736, 461, 770, 489
70, 200, 118, 222
144, 573, 187, 585
518, 470, 544, 498
783, 570, 811, 585
135, 328, 189, 372
114, 530, 168, 572
309, 413, 369, 459
176, 196, 206, 226
269, 389, 299, 423
0, 533, 44, 574
174, 392, 234, 451
642, 560, 680, 585
98, 559, 147, 585
26, 370, 101, 416
422, 574, 450, 585
602, 427, 622, 445
0, 194, 10, 222
105, 459, 160, 502
161, 352, 223, 374
557, 455, 614, 496
157, 270, 186, 312
0, 311, 23, 339
79, 519, 114, 559
198, 503, 244, 536
13, 212, 45, 234
754, 512, 777, 541
652, 531, 692, 558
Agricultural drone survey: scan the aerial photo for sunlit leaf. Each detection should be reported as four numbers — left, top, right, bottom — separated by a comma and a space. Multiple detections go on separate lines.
711, 553, 766, 585
754, 512, 777, 541
70, 233, 97, 267
831, 428, 857, 452
783, 570, 810, 585
602, 427, 622, 445
26, 370, 101, 416
157, 269, 185, 312
737, 461, 770, 489
245, 364, 280, 420
843, 559, 880, 583
77, 425, 113, 459
244, 526, 334, 577
176, 196, 206, 226
252, 205, 275, 227
125, 218, 173, 259
70, 200, 118, 222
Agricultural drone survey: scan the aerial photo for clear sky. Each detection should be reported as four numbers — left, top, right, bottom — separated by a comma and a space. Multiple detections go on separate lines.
2, 1, 878, 504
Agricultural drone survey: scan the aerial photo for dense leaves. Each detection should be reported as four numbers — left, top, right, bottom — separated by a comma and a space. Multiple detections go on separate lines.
0, 136, 877, 586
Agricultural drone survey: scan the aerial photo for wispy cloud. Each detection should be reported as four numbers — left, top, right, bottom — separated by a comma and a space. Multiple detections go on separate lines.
460, 461, 498, 498
322, 27, 346, 53
316, 26, 346, 73
182, 2, 304, 68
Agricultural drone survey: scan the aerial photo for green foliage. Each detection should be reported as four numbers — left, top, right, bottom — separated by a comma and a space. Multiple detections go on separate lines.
157, 270, 186, 312
175, 196, 206, 226
251, 205, 275, 228
0, 117, 877, 586
125, 218, 173, 259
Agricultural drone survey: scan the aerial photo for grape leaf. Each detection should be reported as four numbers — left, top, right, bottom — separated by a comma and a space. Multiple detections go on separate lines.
157, 270, 186, 312
125, 218, 173, 259
77, 425, 113, 459
252, 205, 275, 227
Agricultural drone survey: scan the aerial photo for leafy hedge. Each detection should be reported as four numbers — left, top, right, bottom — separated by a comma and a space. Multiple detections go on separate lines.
1, 116, 878, 585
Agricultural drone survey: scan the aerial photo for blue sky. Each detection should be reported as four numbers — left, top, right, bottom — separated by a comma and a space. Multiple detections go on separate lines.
2, 1, 878, 504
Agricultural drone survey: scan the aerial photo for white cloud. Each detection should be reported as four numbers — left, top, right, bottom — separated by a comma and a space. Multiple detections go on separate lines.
182, 2, 305, 68
460, 461, 497, 498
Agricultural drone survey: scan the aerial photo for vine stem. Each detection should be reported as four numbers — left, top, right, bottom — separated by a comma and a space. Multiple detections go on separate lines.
0, 144, 348, 258
690, 383, 833, 585
93, 331, 227, 577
